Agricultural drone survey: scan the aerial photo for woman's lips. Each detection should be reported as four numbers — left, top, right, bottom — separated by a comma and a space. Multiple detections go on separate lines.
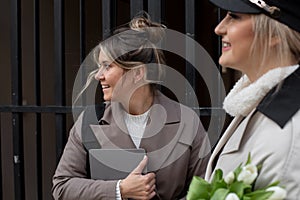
222, 41, 231, 51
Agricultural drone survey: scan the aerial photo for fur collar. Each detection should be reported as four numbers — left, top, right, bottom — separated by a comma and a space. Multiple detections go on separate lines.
223, 65, 299, 117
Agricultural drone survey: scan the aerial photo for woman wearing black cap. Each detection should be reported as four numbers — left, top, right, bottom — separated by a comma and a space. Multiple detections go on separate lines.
206, 0, 300, 198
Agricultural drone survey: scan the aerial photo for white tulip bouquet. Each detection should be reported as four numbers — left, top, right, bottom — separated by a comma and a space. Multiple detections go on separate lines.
187, 154, 286, 200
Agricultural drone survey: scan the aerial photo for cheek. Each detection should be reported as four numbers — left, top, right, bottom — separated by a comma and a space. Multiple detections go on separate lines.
239, 25, 254, 45
240, 36, 254, 57
232, 29, 254, 53
108, 70, 122, 82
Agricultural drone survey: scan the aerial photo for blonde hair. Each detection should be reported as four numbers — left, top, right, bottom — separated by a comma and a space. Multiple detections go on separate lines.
250, 14, 300, 68
75, 13, 166, 103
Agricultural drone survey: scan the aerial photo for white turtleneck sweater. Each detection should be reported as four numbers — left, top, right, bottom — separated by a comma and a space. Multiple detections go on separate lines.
124, 110, 149, 148
116, 109, 150, 199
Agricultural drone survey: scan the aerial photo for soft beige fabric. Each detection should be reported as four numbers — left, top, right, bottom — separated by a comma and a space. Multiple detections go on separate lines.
52, 91, 211, 200
206, 67, 300, 200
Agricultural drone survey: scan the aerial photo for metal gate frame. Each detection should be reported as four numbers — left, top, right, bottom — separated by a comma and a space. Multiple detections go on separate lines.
0, 0, 224, 199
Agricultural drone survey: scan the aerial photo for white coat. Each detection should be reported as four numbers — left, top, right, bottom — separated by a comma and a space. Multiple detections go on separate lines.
206, 66, 300, 199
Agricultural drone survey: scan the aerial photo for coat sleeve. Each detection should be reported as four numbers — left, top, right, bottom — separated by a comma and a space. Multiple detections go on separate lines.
52, 115, 117, 200
181, 111, 211, 199
190, 119, 211, 176
189, 111, 211, 175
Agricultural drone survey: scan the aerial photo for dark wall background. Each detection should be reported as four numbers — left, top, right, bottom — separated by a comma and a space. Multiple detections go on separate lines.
0, 0, 236, 199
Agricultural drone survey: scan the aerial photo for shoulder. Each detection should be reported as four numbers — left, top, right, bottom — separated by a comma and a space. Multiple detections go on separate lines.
215, 110, 299, 181
248, 109, 300, 153
247, 111, 297, 155
71, 111, 85, 140
257, 67, 300, 128
154, 91, 199, 119
242, 111, 300, 186
253, 111, 300, 197
71, 104, 106, 140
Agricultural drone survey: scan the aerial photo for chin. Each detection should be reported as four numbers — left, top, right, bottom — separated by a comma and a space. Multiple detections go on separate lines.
219, 61, 229, 68
103, 96, 111, 101
219, 56, 226, 66
219, 58, 234, 69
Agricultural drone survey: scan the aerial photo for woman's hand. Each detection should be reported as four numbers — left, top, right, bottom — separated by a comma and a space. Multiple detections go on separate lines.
120, 156, 156, 200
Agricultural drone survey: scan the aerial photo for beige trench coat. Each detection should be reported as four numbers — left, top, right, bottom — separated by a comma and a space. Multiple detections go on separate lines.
52, 91, 210, 200
205, 67, 300, 199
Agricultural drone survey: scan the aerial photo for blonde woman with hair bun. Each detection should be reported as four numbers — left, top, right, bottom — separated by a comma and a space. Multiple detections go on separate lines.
52, 13, 210, 200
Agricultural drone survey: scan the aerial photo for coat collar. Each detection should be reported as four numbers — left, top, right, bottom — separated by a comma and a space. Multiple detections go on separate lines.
205, 114, 247, 180
257, 66, 300, 128
223, 65, 298, 117
91, 91, 185, 171
100, 91, 181, 125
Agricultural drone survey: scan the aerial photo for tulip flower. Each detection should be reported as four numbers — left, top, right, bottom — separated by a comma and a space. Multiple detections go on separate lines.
266, 186, 287, 200
224, 171, 235, 184
225, 193, 240, 200
237, 163, 257, 184
186, 153, 286, 200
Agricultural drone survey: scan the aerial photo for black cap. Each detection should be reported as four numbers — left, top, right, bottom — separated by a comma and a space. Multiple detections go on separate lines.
210, 0, 300, 33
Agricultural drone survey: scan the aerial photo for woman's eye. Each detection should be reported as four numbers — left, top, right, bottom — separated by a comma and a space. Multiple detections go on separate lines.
98, 63, 111, 71
228, 13, 240, 20
103, 64, 111, 71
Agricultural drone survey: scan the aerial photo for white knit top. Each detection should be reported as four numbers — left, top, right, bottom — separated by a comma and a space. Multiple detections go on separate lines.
124, 110, 150, 148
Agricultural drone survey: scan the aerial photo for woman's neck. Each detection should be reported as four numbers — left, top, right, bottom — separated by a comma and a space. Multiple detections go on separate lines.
246, 56, 298, 82
126, 85, 154, 115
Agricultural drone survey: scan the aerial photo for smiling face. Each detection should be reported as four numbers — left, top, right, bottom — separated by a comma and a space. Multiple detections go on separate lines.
94, 51, 126, 101
215, 12, 256, 75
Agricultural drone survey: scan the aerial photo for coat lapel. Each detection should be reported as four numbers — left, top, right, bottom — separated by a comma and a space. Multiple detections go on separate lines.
140, 121, 184, 171
90, 124, 136, 149
88, 91, 188, 172
205, 110, 256, 180
139, 92, 185, 171
90, 102, 136, 149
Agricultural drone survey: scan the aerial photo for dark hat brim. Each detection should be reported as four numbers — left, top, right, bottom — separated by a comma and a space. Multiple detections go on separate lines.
210, 0, 262, 14
210, 0, 300, 34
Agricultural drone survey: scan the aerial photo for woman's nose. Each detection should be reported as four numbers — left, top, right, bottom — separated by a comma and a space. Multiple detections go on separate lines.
94, 69, 104, 81
215, 19, 226, 36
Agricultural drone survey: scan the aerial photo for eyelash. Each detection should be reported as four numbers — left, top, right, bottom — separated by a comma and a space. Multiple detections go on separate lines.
98, 63, 111, 71
228, 13, 240, 19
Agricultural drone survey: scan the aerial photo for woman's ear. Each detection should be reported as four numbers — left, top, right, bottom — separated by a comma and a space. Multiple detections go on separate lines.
134, 66, 146, 83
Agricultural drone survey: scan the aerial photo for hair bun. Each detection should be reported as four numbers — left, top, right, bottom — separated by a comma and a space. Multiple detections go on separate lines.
129, 12, 165, 44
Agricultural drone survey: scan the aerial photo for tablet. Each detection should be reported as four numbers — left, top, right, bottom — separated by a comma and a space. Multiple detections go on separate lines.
89, 148, 146, 180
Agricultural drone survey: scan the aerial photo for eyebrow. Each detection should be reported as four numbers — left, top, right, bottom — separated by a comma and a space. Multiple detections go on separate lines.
99, 61, 110, 65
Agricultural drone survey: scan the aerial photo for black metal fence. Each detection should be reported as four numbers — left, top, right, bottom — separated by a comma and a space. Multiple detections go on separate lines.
0, 0, 229, 199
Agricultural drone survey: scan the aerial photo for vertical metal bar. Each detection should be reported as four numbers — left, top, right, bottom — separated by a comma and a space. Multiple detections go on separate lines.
148, 0, 165, 23
80, 0, 86, 63
185, 0, 195, 38
102, 0, 117, 40
185, 0, 197, 108
147, 0, 164, 92
10, 0, 25, 199
0, 113, 2, 200
148, 0, 161, 22
130, 0, 145, 19
54, 0, 66, 162
216, 8, 224, 134
79, 0, 87, 106
34, 0, 42, 199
